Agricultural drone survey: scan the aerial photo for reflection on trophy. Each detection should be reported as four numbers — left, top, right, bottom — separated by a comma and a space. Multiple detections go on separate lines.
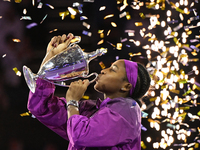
23, 37, 107, 93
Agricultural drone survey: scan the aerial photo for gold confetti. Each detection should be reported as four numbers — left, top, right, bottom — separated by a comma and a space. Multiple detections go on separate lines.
100, 33, 104, 38
97, 39, 104, 45
13, 67, 21, 76
82, 95, 89, 99
111, 22, 117, 27
49, 29, 58, 33
99, 61, 106, 69
135, 22, 143, 26
116, 43, 122, 50
126, 12, 131, 20
59, 11, 69, 20
107, 30, 111, 36
141, 141, 147, 149
20, 112, 30, 117
104, 14, 114, 19
14, 0, 22, 3
12, 39, 21, 42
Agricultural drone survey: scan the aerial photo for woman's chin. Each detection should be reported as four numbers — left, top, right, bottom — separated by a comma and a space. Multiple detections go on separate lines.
94, 83, 102, 93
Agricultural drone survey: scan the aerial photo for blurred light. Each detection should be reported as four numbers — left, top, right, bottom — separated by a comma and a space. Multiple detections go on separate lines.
153, 142, 159, 149
167, 10, 171, 16
193, 66, 197, 71
161, 21, 166, 27
190, 78, 195, 84
146, 137, 151, 143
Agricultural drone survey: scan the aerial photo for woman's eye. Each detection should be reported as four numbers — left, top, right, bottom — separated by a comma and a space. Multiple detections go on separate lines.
110, 67, 116, 72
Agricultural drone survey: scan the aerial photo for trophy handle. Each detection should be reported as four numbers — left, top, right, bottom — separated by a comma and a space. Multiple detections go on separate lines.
84, 72, 98, 84
52, 72, 98, 87
23, 66, 37, 93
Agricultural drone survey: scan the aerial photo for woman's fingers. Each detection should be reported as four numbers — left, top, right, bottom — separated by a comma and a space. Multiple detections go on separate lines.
61, 34, 67, 43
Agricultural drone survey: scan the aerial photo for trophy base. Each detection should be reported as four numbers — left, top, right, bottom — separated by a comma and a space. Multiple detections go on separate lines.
23, 66, 36, 93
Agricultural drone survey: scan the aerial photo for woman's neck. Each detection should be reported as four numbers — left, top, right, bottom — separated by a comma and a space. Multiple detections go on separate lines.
104, 92, 127, 100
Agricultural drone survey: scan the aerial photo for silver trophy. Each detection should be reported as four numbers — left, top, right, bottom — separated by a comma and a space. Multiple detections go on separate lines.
23, 37, 107, 93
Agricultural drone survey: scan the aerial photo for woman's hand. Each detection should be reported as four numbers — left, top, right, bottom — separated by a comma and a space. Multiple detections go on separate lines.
66, 79, 89, 102
39, 33, 74, 69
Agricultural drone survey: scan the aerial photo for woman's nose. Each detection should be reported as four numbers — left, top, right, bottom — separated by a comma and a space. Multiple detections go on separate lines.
101, 69, 106, 74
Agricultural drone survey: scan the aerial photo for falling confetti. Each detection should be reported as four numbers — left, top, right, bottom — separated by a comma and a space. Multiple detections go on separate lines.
13, 67, 21, 76
40, 14, 48, 24
12, 39, 21, 42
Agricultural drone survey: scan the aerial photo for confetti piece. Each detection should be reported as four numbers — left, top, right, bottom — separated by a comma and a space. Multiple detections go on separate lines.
99, 61, 105, 69
49, 29, 58, 33
120, 38, 127, 42
2, 54, 6, 58
141, 111, 148, 118
119, 12, 127, 18
40, 14, 48, 24
173, 23, 183, 31
139, 13, 145, 19
13, 67, 21, 76
83, 0, 94, 2
23, 9, 27, 15
111, 22, 117, 27
82, 95, 89, 99
46, 3, 54, 9
104, 14, 114, 19
26, 22, 38, 29
82, 30, 92, 36
20, 112, 30, 117
116, 43, 122, 50
82, 22, 90, 29
126, 12, 131, 20
97, 39, 104, 45
59, 11, 69, 20
100, 33, 104, 38
80, 16, 88, 20
141, 125, 147, 131
14, 0, 21, 3
141, 141, 147, 149
20, 16, 32, 20
107, 30, 111, 36
12, 39, 21, 42
99, 6, 106, 11
37, 2, 43, 8
32, 0, 35, 6
107, 41, 115, 47
68, 7, 77, 15
135, 22, 143, 26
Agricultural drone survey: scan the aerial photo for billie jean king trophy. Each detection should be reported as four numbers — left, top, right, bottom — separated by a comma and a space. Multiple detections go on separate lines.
23, 36, 107, 93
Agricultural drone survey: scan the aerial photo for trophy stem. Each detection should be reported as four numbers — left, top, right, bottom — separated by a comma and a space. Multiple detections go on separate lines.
86, 48, 107, 62
23, 66, 37, 93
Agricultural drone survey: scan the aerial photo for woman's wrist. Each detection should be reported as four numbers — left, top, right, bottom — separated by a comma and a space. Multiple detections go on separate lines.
67, 104, 80, 119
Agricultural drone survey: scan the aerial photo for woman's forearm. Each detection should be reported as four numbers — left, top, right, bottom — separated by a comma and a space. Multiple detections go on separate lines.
67, 105, 80, 119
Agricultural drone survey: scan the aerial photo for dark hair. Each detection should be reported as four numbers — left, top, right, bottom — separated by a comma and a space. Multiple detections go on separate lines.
130, 63, 151, 106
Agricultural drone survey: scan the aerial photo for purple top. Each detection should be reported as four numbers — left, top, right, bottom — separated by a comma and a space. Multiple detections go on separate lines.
27, 78, 141, 150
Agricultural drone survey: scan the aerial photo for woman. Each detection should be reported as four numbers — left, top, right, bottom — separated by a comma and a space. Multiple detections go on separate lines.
27, 33, 151, 150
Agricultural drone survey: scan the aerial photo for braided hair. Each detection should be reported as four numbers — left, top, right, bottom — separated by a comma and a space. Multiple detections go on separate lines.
124, 62, 151, 106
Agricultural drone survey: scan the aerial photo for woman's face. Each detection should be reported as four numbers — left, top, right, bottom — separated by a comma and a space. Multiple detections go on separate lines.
94, 59, 128, 94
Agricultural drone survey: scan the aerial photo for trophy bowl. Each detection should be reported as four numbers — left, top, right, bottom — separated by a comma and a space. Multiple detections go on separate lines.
23, 43, 107, 93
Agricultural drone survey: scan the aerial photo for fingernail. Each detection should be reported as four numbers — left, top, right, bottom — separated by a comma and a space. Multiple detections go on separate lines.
53, 43, 57, 47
